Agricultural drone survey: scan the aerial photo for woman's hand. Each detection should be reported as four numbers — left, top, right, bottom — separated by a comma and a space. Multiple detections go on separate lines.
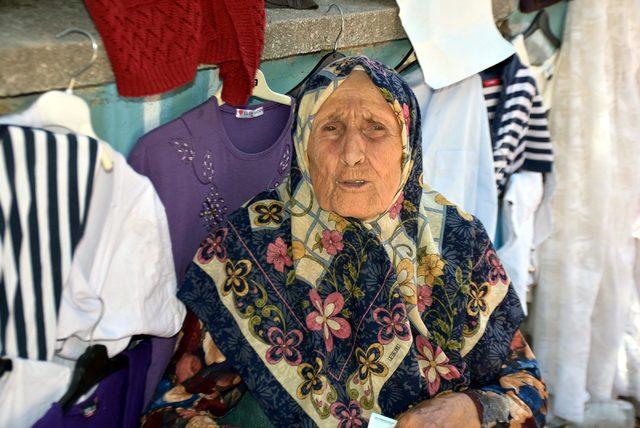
395, 393, 481, 428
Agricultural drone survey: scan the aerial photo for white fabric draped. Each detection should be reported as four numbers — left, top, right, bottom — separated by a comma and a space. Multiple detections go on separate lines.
531, 0, 640, 422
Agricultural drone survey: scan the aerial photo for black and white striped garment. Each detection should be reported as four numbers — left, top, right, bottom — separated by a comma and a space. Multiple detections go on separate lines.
481, 54, 554, 196
0, 124, 98, 361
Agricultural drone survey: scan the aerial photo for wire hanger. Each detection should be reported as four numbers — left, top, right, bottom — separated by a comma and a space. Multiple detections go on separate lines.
326, 3, 344, 53
522, 10, 561, 49
287, 3, 347, 98
58, 28, 99, 94
394, 48, 417, 74
58, 297, 127, 413
0, 28, 113, 171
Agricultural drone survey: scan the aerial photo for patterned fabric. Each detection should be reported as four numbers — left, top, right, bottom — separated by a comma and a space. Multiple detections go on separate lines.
0, 125, 98, 361
142, 312, 246, 427
481, 54, 554, 196
157, 56, 546, 427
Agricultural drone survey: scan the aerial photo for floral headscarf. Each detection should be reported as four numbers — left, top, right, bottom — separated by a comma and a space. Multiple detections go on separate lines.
179, 56, 523, 426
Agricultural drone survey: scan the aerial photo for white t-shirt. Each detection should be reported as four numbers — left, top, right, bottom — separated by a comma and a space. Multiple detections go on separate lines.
404, 66, 498, 239
55, 147, 185, 359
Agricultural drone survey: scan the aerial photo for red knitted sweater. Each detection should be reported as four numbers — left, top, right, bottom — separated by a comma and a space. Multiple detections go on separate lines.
85, 0, 266, 105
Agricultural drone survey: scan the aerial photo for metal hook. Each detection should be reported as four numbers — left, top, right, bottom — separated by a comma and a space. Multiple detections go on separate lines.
326, 4, 345, 52
88, 296, 105, 347
56, 28, 98, 93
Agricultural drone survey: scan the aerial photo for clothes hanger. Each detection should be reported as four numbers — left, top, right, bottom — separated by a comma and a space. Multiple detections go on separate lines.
522, 10, 561, 49
394, 48, 417, 74
58, 297, 127, 413
215, 68, 291, 106
287, 3, 347, 98
1, 28, 113, 171
0, 358, 12, 377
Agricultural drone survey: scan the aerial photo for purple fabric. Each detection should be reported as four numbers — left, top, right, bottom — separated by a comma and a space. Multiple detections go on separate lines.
128, 97, 294, 408
34, 340, 151, 428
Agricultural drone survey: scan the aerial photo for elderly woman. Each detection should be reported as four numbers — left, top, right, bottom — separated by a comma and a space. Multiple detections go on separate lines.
143, 57, 547, 427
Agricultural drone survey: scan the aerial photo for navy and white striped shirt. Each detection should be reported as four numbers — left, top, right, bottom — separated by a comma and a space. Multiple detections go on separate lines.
0, 125, 98, 361
482, 55, 554, 196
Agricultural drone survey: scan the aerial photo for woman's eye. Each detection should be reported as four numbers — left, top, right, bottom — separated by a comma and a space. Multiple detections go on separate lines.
365, 122, 387, 135
323, 124, 337, 132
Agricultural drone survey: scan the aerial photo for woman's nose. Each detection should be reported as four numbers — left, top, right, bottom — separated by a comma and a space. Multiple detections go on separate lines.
340, 126, 366, 166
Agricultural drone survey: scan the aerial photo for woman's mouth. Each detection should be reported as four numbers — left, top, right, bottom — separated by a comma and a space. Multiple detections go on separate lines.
338, 179, 369, 190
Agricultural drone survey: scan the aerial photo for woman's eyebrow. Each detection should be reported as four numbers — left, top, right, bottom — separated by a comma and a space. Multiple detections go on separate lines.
362, 110, 393, 124
326, 112, 344, 122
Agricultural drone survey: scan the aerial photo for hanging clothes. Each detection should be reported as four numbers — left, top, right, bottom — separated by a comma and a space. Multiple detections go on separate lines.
0, 125, 98, 361
493, 36, 559, 313
617, 223, 640, 399
0, 124, 185, 425
531, 0, 640, 422
0, 357, 72, 427
512, 34, 559, 112
497, 171, 544, 313
396, 0, 514, 88
55, 148, 185, 360
129, 97, 294, 406
33, 340, 152, 428
85, 0, 266, 104
481, 54, 554, 196
403, 66, 498, 239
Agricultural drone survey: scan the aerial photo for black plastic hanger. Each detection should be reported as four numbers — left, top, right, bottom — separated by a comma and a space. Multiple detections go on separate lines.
59, 344, 127, 412
287, 4, 346, 98
523, 10, 561, 49
0, 358, 12, 377
395, 48, 417, 74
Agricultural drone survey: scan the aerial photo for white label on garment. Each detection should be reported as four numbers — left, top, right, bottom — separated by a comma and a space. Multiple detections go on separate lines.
236, 106, 264, 119
368, 412, 397, 428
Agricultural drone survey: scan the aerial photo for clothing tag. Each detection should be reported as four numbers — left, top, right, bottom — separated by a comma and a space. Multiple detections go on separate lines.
368, 412, 397, 428
482, 78, 502, 88
235, 106, 264, 119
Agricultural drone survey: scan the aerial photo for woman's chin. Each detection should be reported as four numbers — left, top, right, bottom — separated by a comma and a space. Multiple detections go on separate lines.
331, 195, 383, 219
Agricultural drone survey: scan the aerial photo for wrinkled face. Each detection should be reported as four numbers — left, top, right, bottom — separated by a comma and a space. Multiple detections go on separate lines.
307, 71, 403, 220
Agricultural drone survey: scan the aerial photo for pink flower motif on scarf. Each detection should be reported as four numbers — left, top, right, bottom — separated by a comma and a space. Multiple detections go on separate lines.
265, 326, 303, 366
330, 400, 366, 428
415, 335, 461, 396
402, 103, 411, 135
372, 303, 411, 344
321, 230, 344, 256
388, 193, 405, 220
305, 289, 351, 352
266, 237, 293, 272
417, 285, 433, 312
485, 248, 508, 285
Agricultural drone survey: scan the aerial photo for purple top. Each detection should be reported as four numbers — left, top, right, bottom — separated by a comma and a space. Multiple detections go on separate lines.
128, 97, 294, 408
129, 98, 294, 283
33, 340, 151, 428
